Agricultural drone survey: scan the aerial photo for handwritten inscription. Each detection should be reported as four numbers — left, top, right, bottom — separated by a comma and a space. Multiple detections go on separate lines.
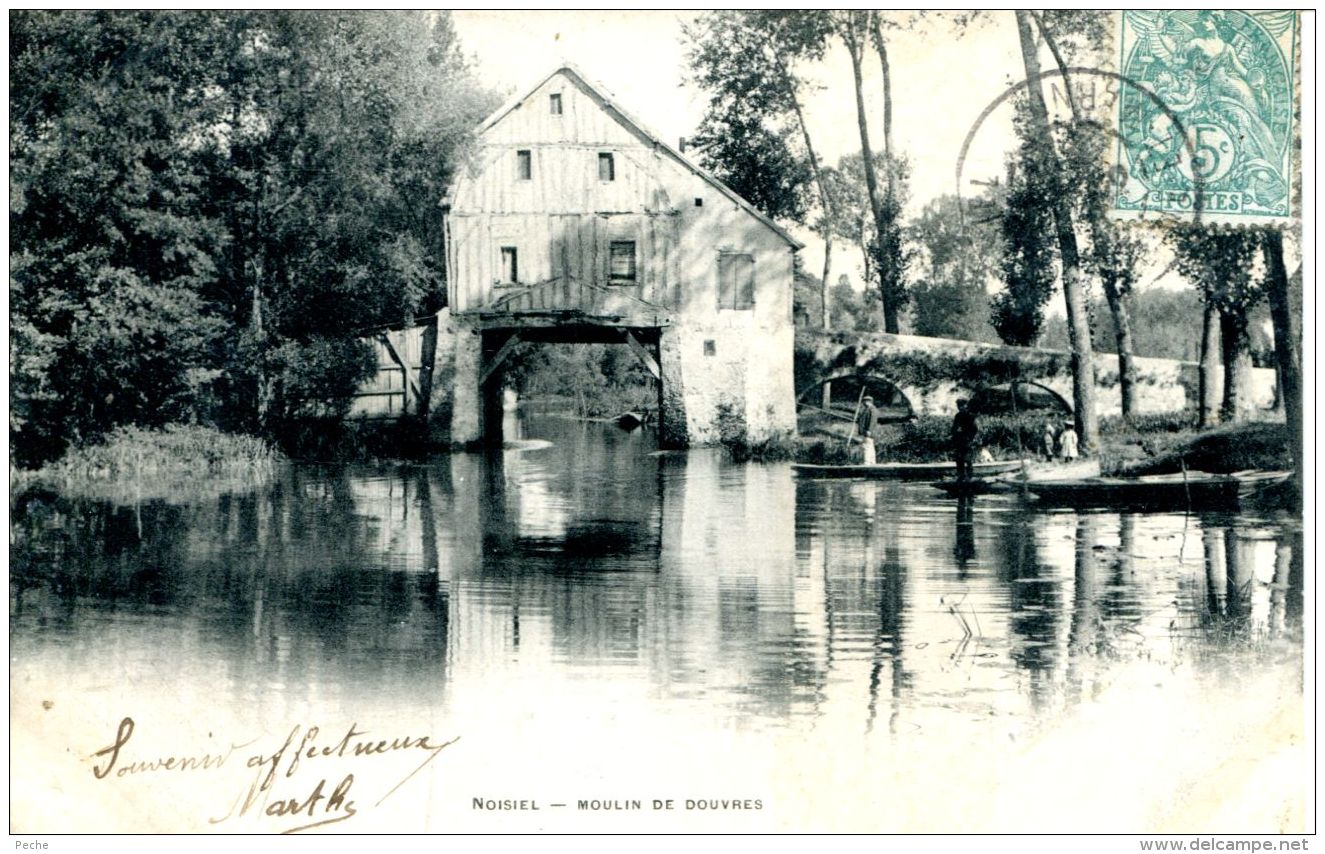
91, 717, 240, 779
90, 717, 459, 833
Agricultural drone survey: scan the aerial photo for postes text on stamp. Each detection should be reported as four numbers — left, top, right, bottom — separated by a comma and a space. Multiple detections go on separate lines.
1112, 10, 1297, 225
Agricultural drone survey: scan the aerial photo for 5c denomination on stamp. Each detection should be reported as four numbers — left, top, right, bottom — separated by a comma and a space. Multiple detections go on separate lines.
1112, 10, 1297, 225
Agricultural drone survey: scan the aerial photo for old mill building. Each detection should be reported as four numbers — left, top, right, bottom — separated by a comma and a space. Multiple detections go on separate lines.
354, 65, 801, 448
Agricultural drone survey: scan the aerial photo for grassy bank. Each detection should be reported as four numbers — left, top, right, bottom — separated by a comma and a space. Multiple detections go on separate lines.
1100, 420, 1292, 476
12, 424, 281, 504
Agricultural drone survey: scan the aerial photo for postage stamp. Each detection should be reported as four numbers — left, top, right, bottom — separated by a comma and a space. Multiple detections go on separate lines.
1111, 10, 1298, 225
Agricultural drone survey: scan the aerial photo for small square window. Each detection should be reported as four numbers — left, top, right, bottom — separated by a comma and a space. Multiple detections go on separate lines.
500, 247, 519, 283
516, 150, 532, 180
609, 241, 637, 282
549, 93, 562, 115
598, 152, 615, 181
694, 198, 703, 207
703, 340, 716, 357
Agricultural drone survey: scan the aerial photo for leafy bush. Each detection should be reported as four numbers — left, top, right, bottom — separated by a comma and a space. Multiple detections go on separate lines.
1100, 409, 1198, 436
274, 417, 430, 461
872, 413, 1044, 463
265, 337, 378, 424
728, 433, 797, 463
1117, 422, 1291, 476
793, 438, 857, 465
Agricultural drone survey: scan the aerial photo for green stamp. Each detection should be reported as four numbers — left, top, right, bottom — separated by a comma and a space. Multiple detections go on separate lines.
1113, 10, 1297, 224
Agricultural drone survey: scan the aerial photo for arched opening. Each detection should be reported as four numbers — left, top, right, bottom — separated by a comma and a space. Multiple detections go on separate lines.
968, 381, 1072, 416
481, 325, 663, 448
796, 372, 915, 441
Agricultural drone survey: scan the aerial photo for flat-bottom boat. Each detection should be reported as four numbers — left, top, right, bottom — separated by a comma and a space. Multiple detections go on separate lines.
1024, 469, 1293, 509
792, 460, 1023, 481
931, 459, 1103, 496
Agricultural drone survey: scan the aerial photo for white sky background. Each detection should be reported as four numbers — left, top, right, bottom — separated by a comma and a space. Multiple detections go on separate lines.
451, 11, 1023, 285
449, 10, 1278, 297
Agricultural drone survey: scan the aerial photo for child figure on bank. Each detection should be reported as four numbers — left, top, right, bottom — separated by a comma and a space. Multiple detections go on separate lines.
1058, 421, 1080, 462
1041, 421, 1058, 463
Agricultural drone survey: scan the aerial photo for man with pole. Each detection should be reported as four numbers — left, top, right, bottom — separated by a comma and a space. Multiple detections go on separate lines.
853, 393, 878, 465
951, 399, 979, 483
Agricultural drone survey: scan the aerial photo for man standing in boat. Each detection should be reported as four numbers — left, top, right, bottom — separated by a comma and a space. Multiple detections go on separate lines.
856, 395, 878, 465
951, 399, 979, 482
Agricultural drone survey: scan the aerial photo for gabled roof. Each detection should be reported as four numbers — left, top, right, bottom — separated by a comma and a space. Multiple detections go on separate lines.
474, 63, 804, 251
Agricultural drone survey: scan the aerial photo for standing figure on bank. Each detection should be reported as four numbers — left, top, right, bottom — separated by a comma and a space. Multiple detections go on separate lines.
951, 399, 979, 482
856, 394, 878, 465
1041, 421, 1058, 463
1059, 420, 1080, 462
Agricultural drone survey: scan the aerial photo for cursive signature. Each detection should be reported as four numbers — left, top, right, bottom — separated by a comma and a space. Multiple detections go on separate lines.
90, 717, 459, 833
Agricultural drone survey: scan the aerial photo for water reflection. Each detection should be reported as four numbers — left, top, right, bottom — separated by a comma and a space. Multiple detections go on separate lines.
10, 415, 1303, 738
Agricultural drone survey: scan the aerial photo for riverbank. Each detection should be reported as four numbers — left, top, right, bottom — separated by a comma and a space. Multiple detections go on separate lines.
794, 412, 1292, 476
12, 424, 280, 504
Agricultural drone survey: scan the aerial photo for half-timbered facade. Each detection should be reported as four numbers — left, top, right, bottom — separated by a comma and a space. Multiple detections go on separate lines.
372, 65, 801, 447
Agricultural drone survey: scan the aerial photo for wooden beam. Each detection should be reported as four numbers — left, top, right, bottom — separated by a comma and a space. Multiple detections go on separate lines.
378, 332, 422, 407
466, 310, 672, 331
480, 332, 523, 386
621, 330, 661, 380
416, 314, 439, 418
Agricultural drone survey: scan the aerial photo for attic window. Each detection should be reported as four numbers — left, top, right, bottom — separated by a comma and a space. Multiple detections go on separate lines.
549, 93, 562, 115
517, 150, 532, 180
598, 152, 615, 182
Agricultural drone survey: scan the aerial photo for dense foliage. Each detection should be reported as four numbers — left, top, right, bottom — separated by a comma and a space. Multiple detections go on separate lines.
10, 11, 494, 465
908, 194, 999, 343
991, 102, 1059, 346
683, 10, 830, 227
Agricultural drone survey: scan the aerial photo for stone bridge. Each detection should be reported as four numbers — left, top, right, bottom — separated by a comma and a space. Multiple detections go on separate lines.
795, 330, 1277, 419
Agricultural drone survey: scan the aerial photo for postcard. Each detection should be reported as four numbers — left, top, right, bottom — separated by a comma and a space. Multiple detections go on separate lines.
9, 9, 1309, 839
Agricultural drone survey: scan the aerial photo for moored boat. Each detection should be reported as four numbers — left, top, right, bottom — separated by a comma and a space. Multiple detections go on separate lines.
930, 459, 1102, 496
1024, 469, 1293, 509
792, 460, 1023, 481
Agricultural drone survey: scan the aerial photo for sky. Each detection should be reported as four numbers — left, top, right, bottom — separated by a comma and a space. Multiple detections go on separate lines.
451, 11, 1022, 203
448, 11, 1198, 295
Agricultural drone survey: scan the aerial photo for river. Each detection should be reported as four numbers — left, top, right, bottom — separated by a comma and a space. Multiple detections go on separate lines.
9, 413, 1306, 833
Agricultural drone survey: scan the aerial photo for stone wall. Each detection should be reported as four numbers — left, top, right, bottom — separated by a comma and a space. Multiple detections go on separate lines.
796, 330, 1277, 418
418, 308, 796, 449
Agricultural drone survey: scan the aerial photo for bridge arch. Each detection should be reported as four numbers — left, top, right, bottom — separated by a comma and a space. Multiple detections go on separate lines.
796, 371, 918, 439
968, 380, 1072, 416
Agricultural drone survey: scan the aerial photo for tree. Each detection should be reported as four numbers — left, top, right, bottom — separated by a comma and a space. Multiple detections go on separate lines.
10, 11, 493, 463
992, 132, 1057, 347
1198, 302, 1223, 428
1170, 227, 1264, 422
685, 11, 835, 326
830, 275, 883, 334
832, 11, 908, 333
687, 109, 812, 225
1262, 232, 1302, 490
11, 11, 236, 462
1012, 10, 1099, 451
822, 151, 909, 329
1036, 10, 1145, 422
822, 157, 875, 288
908, 195, 999, 342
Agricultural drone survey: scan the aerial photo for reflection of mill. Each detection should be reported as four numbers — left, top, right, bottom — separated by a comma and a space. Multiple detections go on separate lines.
317, 440, 1303, 727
